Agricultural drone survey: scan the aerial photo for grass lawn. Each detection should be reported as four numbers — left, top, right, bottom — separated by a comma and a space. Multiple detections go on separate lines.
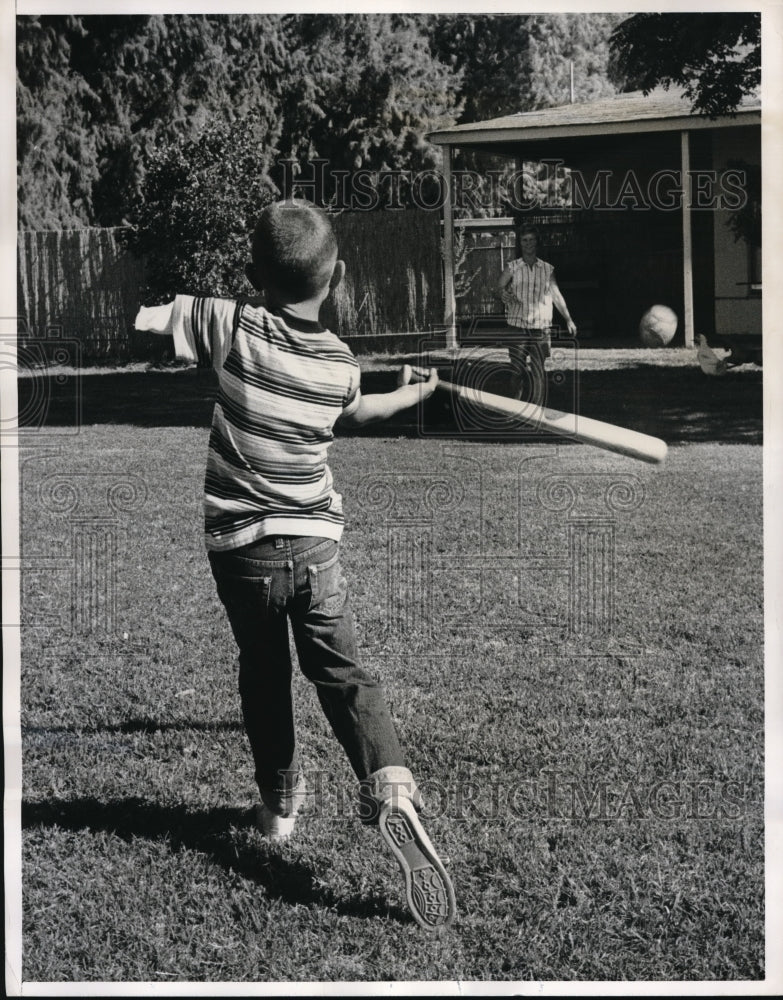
14, 352, 764, 984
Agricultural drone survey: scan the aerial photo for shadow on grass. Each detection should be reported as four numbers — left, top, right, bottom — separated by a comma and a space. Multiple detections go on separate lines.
24, 719, 245, 736
18, 360, 762, 444
22, 796, 409, 925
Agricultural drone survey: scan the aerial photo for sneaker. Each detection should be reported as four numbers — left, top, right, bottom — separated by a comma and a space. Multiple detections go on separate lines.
378, 795, 456, 931
255, 775, 308, 842
358, 765, 423, 824
255, 802, 298, 841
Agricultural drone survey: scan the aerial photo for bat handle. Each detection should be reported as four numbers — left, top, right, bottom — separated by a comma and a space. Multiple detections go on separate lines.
435, 380, 458, 394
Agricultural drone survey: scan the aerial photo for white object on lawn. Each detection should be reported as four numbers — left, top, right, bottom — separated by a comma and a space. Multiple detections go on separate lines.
697, 334, 728, 377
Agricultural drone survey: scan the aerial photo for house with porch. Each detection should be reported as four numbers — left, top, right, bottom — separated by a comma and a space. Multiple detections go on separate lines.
426, 88, 761, 351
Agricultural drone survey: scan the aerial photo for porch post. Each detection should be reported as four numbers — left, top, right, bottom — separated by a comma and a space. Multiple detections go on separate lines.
680, 130, 695, 348
441, 145, 457, 350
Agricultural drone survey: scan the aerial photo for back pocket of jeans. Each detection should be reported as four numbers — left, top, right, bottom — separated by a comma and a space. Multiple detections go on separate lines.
307, 550, 347, 617
213, 573, 272, 627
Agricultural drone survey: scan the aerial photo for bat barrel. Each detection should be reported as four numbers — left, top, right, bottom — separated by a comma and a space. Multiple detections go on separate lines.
435, 380, 667, 464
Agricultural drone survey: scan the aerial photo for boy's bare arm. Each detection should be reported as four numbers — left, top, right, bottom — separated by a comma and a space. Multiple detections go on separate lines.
339, 366, 438, 428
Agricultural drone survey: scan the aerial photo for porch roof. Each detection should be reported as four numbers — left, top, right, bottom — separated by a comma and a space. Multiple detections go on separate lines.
426, 88, 760, 147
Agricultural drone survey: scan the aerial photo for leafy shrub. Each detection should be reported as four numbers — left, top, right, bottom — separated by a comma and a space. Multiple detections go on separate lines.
124, 111, 280, 303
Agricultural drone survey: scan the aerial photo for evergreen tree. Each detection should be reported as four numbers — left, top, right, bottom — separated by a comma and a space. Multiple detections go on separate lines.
17, 14, 290, 228
527, 14, 623, 109
425, 15, 533, 124
17, 17, 102, 228
425, 13, 622, 122
276, 14, 461, 185
17, 13, 626, 229
17, 13, 462, 227
118, 14, 462, 295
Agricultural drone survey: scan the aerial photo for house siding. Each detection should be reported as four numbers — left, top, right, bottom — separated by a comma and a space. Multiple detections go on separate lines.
711, 126, 761, 337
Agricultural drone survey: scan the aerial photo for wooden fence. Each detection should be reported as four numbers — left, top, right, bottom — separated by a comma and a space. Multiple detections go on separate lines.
17, 229, 147, 361
17, 211, 445, 361
327, 211, 444, 342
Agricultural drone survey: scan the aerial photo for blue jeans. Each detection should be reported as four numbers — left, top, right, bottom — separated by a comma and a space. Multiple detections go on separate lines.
507, 326, 551, 402
208, 535, 405, 813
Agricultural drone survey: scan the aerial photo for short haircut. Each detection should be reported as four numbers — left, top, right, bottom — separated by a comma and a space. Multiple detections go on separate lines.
517, 224, 540, 239
251, 200, 338, 300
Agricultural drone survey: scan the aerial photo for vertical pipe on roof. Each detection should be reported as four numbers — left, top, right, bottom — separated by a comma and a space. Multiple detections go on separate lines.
681, 130, 695, 348
441, 145, 457, 350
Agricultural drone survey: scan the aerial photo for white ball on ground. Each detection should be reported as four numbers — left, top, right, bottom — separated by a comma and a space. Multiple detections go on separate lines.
639, 305, 678, 347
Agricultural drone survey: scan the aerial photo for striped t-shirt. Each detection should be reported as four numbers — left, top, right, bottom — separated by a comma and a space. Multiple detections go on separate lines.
134, 295, 360, 550
505, 257, 555, 329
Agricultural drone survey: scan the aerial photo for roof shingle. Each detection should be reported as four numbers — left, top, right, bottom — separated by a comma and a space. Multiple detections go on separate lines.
427, 87, 760, 144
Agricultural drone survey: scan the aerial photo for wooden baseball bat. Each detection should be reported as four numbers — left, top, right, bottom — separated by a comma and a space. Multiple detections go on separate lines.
435, 380, 668, 464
